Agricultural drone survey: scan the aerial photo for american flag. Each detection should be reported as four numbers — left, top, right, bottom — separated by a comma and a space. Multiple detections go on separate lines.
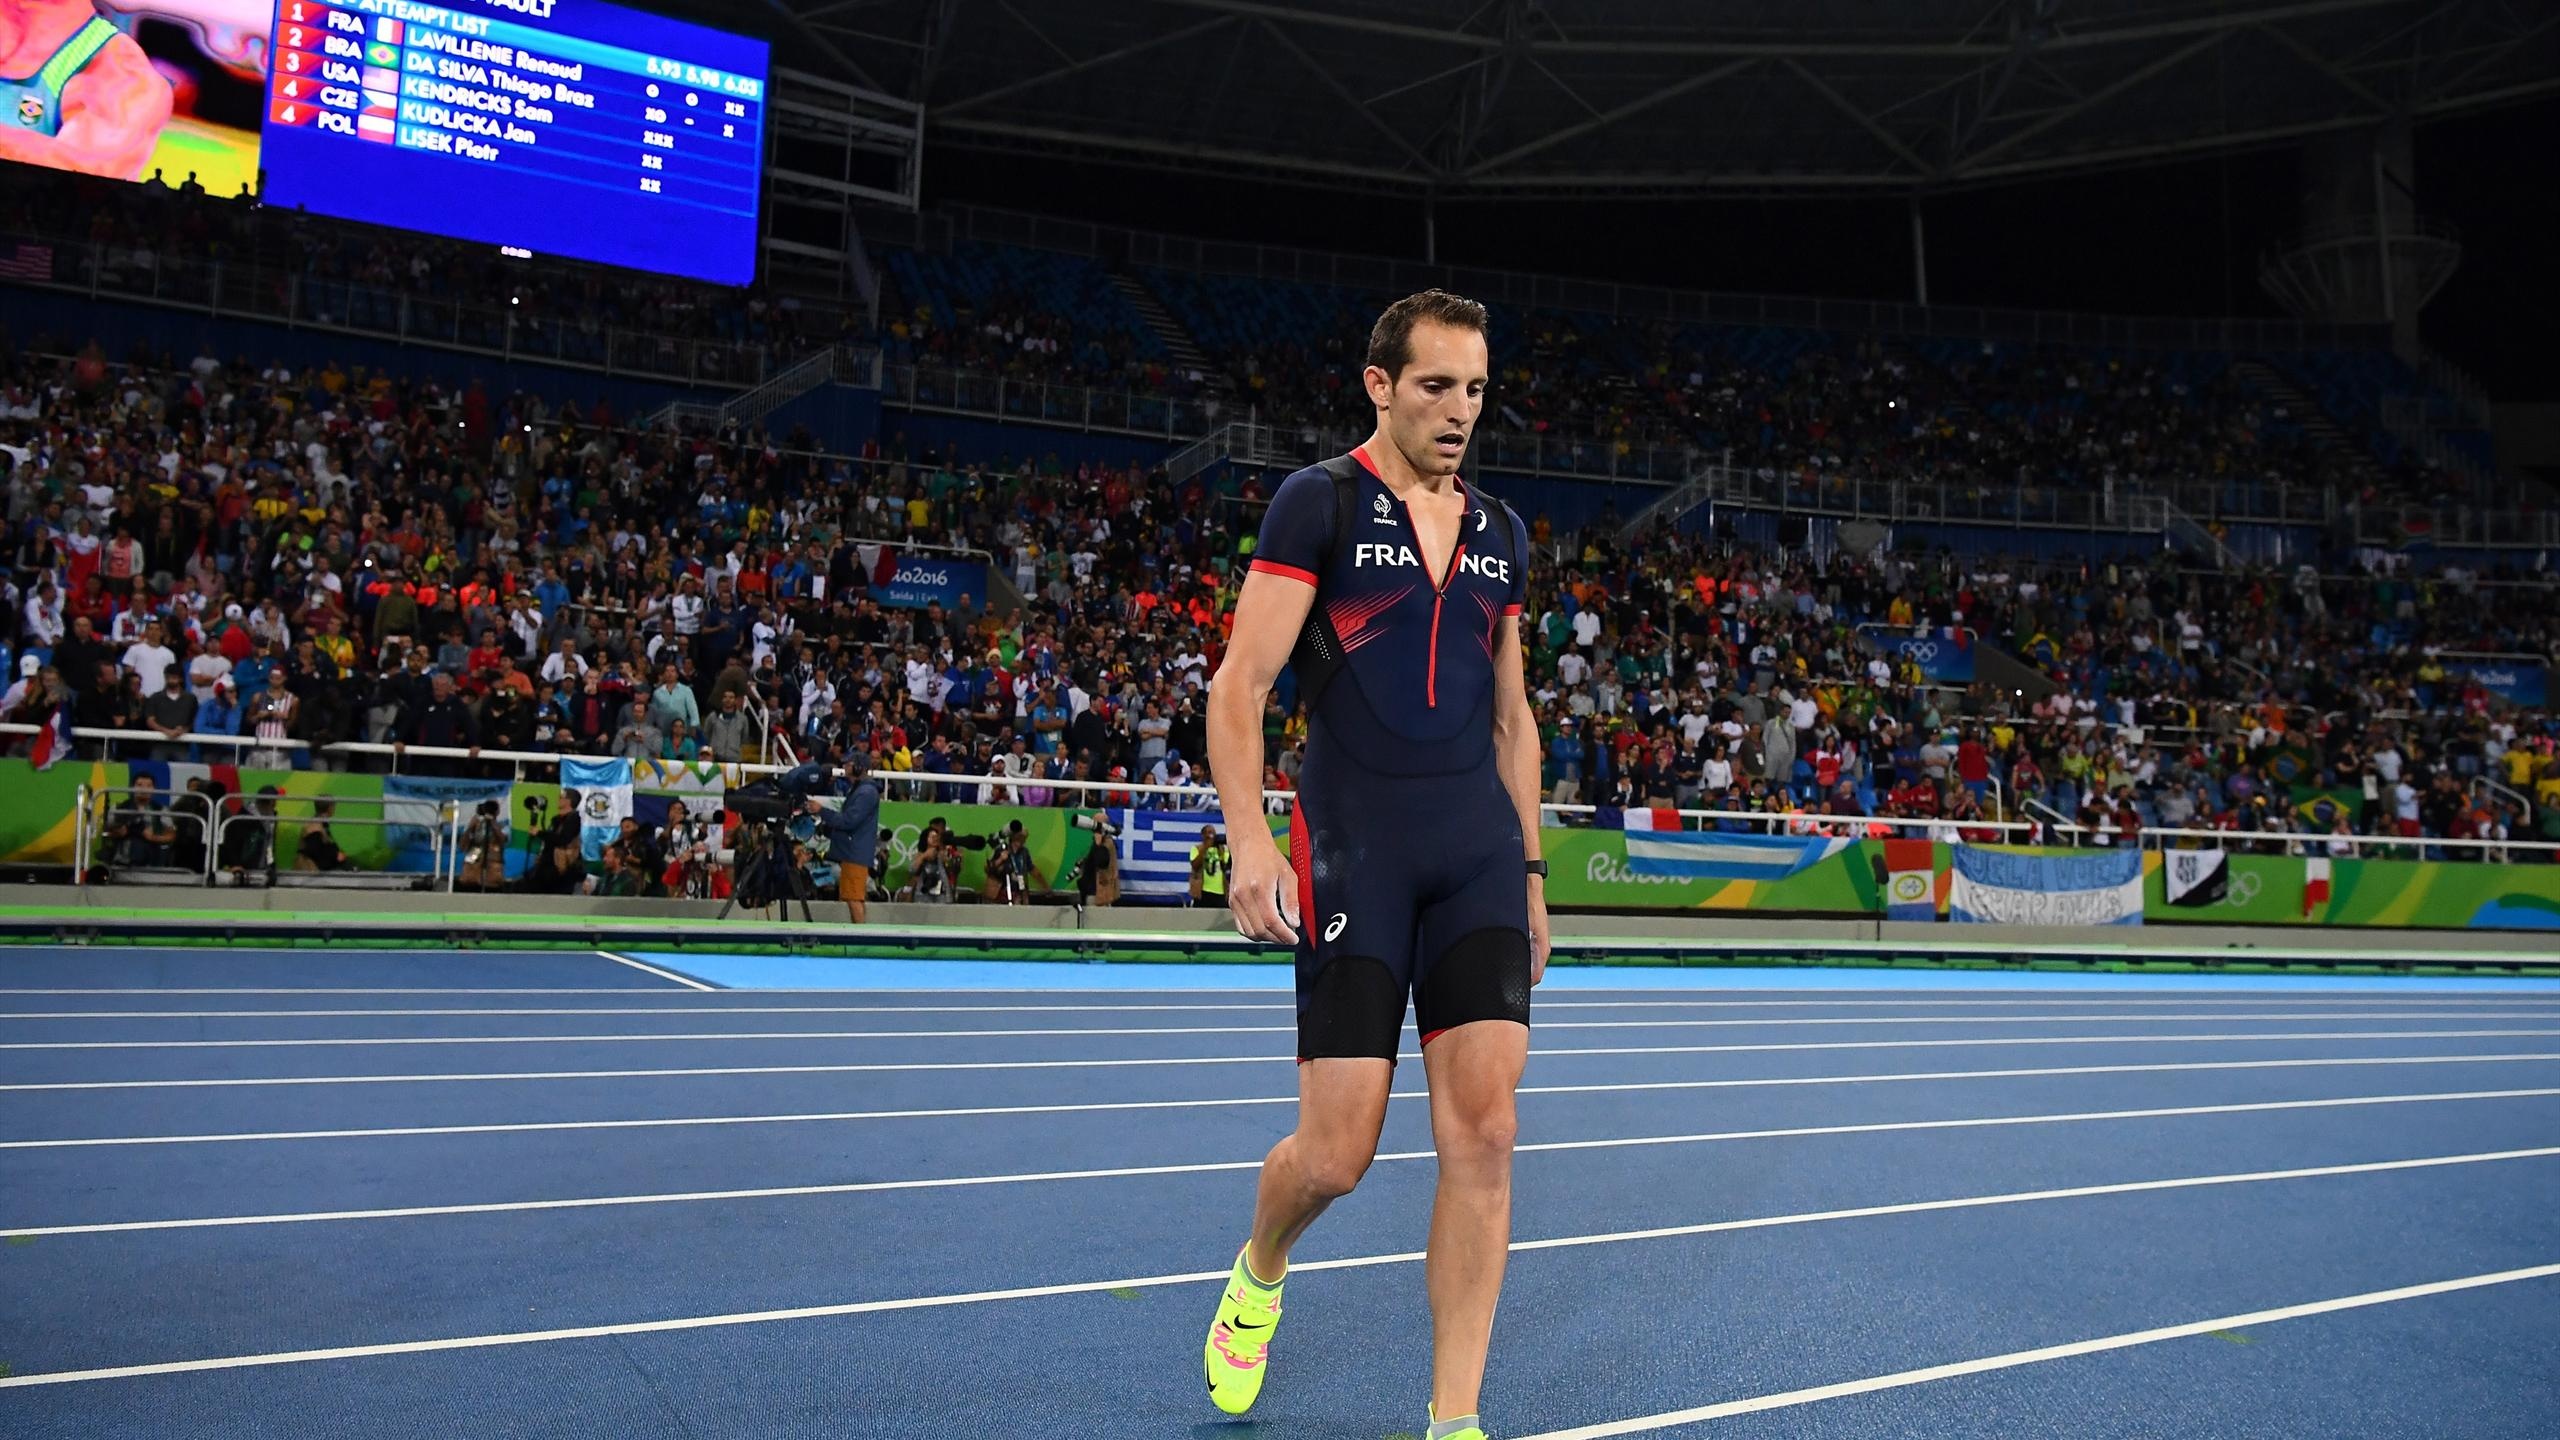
0, 244, 54, 282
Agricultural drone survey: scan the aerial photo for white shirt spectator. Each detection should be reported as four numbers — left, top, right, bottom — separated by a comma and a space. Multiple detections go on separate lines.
187, 651, 231, 701
1789, 694, 1818, 731
21, 593, 62, 647
1557, 651, 1588, 687
669, 591, 704, 635
122, 640, 177, 692
1571, 609, 1601, 647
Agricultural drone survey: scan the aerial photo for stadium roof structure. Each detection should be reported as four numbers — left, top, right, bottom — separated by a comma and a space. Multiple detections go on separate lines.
729, 0, 2560, 198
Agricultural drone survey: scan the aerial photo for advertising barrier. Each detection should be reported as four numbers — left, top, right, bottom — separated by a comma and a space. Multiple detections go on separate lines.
4, 760, 2556, 929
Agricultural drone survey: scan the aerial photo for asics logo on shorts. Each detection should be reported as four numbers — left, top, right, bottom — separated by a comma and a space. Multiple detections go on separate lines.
1324, 913, 1348, 942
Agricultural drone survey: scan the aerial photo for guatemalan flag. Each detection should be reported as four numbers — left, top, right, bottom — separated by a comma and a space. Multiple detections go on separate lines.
1620, 810, 1853, 881
559, 757, 633, 862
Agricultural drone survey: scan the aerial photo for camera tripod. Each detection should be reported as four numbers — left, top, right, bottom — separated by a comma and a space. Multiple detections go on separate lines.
716, 821, 820, 924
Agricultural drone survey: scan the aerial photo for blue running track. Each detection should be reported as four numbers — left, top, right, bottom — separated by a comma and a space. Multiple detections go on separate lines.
0, 944, 2555, 1438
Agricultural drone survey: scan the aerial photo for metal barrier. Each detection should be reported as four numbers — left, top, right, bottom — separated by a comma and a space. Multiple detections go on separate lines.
208, 802, 462, 891
76, 784, 219, 882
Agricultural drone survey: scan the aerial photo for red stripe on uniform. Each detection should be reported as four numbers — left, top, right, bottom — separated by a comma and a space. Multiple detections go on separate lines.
1250, 558, 1318, 587
1289, 796, 1315, 952
1501, 603, 1522, 617
1349, 444, 1382, 478
1420, 1027, 1449, 1047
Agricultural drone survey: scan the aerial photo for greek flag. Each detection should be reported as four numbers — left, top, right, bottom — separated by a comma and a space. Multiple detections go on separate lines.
1107, 808, 1225, 904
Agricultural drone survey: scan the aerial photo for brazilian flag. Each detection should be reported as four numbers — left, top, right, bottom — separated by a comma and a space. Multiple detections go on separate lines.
2291, 786, 2355, 828
2264, 737, 2318, 786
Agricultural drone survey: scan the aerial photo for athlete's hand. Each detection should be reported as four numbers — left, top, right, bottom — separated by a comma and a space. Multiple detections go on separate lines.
1229, 837, 1300, 947
1527, 877, 1551, 986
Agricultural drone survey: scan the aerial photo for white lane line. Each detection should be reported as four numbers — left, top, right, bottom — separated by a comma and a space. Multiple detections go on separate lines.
7, 1089, 2554, 1235
6, 1012, 2549, 1050
590, 952, 714, 992
14, 1000, 2560, 1019
2, 1146, 2553, 1389
1514, 1262, 2560, 1439
1, 986, 2555, 999
15, 994, 2560, 1014
12, 1029, 2560, 1090
14, 1059, 2560, 1149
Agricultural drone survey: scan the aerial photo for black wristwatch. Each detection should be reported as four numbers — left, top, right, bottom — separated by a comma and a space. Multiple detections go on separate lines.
1524, 859, 1549, 878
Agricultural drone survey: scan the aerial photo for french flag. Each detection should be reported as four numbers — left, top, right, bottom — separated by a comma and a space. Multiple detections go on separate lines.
29, 701, 72, 772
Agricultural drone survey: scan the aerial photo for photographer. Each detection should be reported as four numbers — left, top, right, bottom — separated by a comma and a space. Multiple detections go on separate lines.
657, 799, 720, 899
1188, 825, 1231, 908
219, 786, 280, 887
986, 820, 1043, 905
457, 800, 511, 892
804, 754, 882, 921
522, 788, 589, 894
908, 828, 955, 905
293, 800, 353, 873
1075, 817, 1120, 908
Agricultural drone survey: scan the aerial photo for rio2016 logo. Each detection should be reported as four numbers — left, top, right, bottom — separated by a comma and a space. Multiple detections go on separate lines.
892, 565, 950, 587
1583, 851, 1689, 886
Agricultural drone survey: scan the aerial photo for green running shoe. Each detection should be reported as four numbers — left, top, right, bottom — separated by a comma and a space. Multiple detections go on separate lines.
1202, 1245, 1284, 1415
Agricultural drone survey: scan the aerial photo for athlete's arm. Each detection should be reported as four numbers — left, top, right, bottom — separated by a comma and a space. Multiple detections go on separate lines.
0, 33, 172, 179
1206, 568, 1316, 946
1489, 611, 1551, 981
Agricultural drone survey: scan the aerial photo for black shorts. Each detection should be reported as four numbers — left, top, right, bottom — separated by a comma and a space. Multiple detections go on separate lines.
1286, 748, 1533, 1062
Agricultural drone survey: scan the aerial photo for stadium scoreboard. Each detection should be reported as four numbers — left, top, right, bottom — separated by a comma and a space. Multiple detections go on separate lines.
259, 0, 769, 284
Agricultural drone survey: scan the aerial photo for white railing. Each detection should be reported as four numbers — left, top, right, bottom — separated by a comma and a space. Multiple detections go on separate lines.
0, 723, 308, 758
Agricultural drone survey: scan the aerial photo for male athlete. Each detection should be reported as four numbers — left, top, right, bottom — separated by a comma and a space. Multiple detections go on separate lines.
1203, 290, 1549, 1440
0, 1, 171, 179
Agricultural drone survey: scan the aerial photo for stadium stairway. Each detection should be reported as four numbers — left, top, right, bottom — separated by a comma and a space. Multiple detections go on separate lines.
2232, 358, 2386, 489
1110, 271, 1212, 376
1972, 635, 2060, 705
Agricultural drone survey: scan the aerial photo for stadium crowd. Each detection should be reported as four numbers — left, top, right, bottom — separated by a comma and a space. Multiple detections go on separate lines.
2, 321, 2553, 874
5, 163, 2484, 518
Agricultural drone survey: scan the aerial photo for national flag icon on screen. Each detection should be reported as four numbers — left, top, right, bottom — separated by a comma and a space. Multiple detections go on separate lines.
358, 98, 396, 143
374, 18, 404, 44
366, 40, 399, 67
363, 65, 398, 93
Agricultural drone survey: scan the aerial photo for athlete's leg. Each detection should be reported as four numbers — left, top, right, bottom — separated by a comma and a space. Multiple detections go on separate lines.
1409, 782, 1535, 1425
1419, 1016, 1528, 1422
1244, 1056, 1392, 1279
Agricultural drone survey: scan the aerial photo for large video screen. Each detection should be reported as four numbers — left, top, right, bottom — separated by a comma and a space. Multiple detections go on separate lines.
0, 0, 769, 285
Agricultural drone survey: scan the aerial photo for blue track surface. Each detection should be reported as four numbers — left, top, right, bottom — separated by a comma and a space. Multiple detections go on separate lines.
0, 944, 2555, 1438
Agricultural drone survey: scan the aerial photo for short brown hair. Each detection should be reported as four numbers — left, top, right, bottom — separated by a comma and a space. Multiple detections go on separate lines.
1366, 289, 1488, 380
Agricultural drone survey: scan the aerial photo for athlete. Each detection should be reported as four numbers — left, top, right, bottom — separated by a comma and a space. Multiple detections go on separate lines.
0, 1, 171, 179
1202, 289, 1549, 1440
